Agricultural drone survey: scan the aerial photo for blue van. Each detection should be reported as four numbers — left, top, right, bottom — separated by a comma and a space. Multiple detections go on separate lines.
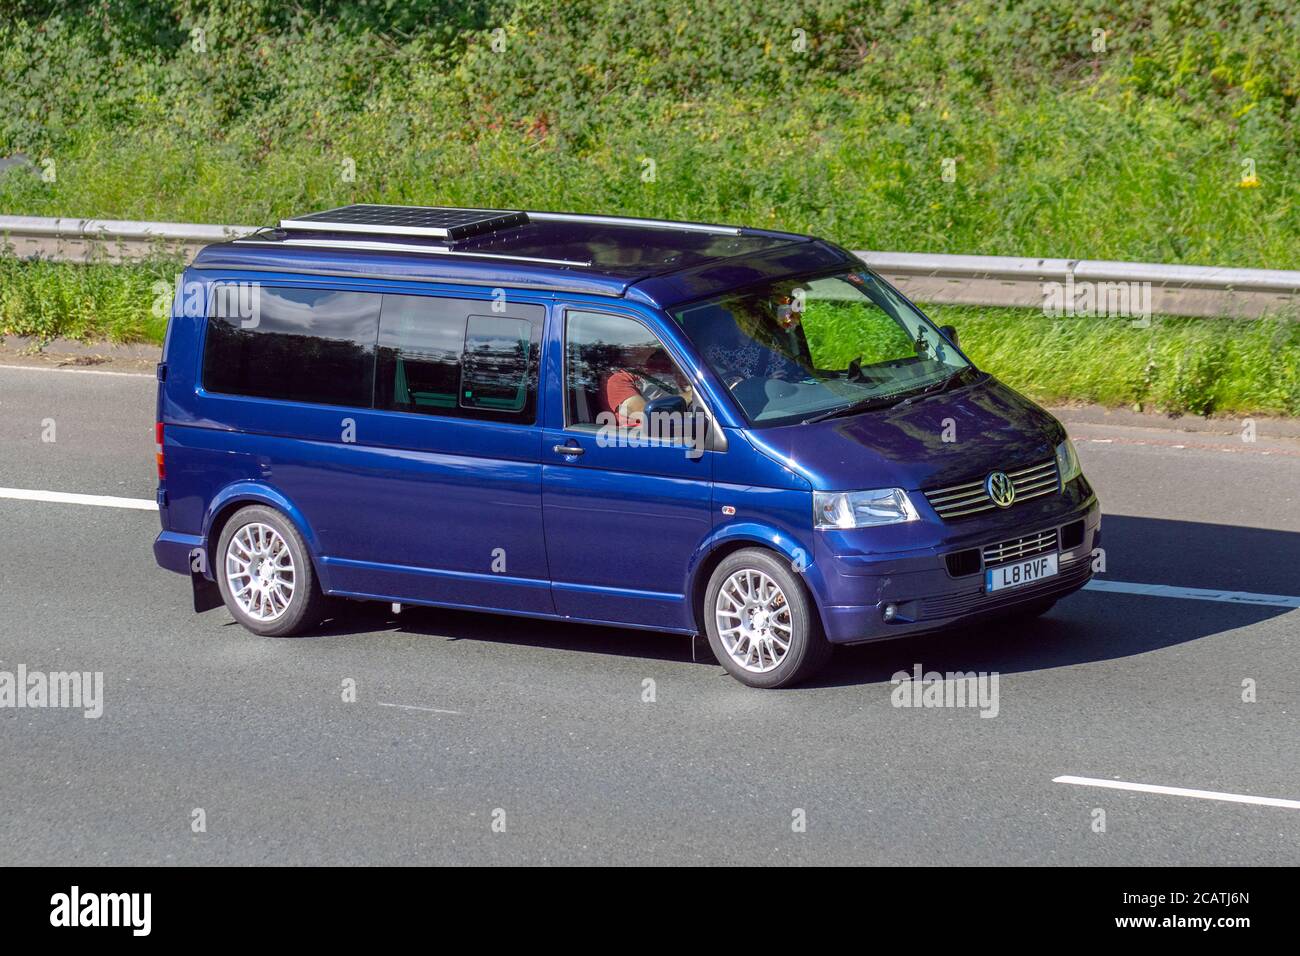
154, 205, 1099, 687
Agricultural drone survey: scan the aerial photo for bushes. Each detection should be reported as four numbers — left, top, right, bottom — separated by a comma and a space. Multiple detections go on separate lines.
0, 257, 176, 343
0, 2, 1297, 267
0, 2, 1296, 417
929, 306, 1300, 416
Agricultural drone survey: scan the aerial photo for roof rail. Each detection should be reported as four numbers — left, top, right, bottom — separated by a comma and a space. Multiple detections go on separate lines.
234, 236, 590, 268
528, 210, 742, 236
277, 203, 744, 239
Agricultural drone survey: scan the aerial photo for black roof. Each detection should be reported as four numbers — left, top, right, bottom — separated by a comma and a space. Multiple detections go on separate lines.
191, 206, 854, 307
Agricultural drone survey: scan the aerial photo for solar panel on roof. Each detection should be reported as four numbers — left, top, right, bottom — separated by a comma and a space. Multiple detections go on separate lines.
279, 204, 530, 241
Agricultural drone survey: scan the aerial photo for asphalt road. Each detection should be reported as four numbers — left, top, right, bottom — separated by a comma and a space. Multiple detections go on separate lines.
1, 363, 1298, 865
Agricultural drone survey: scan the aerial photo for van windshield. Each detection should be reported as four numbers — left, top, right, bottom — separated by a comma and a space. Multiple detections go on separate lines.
673, 270, 974, 427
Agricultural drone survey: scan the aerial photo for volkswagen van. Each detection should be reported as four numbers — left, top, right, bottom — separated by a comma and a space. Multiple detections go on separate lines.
153, 205, 1099, 688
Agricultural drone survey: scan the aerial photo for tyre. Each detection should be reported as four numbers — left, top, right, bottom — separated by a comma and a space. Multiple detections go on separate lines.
215, 505, 327, 637
703, 547, 833, 688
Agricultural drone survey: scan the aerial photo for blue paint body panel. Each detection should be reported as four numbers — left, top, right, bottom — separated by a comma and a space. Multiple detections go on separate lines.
156, 216, 1099, 645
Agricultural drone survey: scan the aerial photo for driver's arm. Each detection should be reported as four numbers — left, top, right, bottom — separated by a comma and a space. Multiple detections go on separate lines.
604, 368, 647, 425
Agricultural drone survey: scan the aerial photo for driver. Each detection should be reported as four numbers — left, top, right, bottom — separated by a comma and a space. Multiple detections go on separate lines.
600, 346, 694, 428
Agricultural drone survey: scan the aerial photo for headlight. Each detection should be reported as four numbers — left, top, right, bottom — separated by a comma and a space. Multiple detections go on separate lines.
814, 488, 919, 529
1055, 437, 1082, 484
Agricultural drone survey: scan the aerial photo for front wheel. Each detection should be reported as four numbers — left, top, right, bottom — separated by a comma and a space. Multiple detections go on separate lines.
703, 548, 832, 688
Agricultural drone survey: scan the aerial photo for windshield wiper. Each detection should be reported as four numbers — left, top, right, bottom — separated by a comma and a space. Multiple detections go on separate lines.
895, 368, 971, 407
800, 393, 909, 425
800, 369, 980, 425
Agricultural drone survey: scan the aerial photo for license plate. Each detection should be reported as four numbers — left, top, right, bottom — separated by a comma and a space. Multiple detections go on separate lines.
986, 552, 1058, 592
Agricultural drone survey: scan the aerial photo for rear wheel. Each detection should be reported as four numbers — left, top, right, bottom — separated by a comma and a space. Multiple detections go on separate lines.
703, 548, 832, 688
215, 505, 327, 637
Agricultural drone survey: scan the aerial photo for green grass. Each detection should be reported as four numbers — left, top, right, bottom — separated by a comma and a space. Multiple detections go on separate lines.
1, 2, 1298, 267
0, 257, 178, 344
929, 304, 1300, 417
3, 259, 1295, 417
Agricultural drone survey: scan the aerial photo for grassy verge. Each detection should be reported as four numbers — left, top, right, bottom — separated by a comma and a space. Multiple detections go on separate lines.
928, 304, 1300, 417
0, 257, 178, 344
3, 259, 1295, 417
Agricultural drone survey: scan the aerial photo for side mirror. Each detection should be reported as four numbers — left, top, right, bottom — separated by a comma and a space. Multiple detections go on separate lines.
644, 394, 687, 417
642, 394, 692, 442
938, 324, 959, 348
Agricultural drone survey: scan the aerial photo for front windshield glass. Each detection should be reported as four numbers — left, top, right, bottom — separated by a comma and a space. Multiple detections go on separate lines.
673, 270, 973, 426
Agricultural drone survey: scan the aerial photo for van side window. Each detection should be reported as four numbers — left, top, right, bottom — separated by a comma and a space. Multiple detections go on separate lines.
565, 310, 695, 428
202, 286, 379, 408
374, 294, 542, 423
461, 314, 533, 413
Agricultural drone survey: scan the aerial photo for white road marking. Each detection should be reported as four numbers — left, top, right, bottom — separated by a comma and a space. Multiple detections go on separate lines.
1053, 775, 1300, 810
0, 487, 157, 510
376, 701, 462, 715
0, 363, 154, 379
1085, 579, 1300, 609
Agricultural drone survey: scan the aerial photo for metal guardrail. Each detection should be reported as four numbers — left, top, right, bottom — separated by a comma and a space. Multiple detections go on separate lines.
0, 215, 259, 265
868, 252, 1300, 318
2, 215, 1298, 318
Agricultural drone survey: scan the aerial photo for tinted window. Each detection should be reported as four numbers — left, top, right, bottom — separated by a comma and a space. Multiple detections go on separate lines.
461, 315, 532, 413
202, 286, 379, 407
374, 294, 541, 423
565, 310, 695, 428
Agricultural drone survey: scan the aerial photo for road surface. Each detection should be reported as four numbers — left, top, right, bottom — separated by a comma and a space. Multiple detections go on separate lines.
1, 363, 1297, 865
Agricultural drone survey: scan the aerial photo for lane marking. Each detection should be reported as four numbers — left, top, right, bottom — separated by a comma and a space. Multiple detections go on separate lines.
1053, 775, 1300, 810
376, 701, 462, 715
0, 363, 154, 379
0, 487, 157, 511
1077, 434, 1300, 457
1085, 579, 1300, 609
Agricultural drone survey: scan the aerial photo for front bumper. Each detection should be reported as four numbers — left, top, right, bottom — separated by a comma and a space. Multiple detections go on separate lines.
814, 492, 1100, 645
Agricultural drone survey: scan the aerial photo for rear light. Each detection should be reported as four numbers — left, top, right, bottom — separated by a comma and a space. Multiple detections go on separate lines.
155, 422, 165, 480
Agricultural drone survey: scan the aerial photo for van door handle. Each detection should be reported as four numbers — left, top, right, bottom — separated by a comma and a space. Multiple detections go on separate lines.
553, 442, 585, 456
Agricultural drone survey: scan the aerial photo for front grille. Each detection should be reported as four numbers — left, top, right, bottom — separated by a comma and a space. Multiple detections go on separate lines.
923, 458, 1059, 519
982, 528, 1058, 566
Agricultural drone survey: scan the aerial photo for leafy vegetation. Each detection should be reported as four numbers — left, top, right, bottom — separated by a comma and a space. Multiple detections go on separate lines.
1, 1, 1297, 265
0, 2, 1297, 415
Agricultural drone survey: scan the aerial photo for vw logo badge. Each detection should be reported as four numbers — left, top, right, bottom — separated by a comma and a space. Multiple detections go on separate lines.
985, 471, 1015, 508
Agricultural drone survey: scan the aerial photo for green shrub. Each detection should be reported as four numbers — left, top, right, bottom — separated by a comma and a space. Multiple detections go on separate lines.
0, 1, 1297, 267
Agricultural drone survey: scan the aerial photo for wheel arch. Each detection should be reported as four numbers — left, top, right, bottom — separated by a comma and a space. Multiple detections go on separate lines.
201, 483, 327, 588
686, 523, 827, 637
